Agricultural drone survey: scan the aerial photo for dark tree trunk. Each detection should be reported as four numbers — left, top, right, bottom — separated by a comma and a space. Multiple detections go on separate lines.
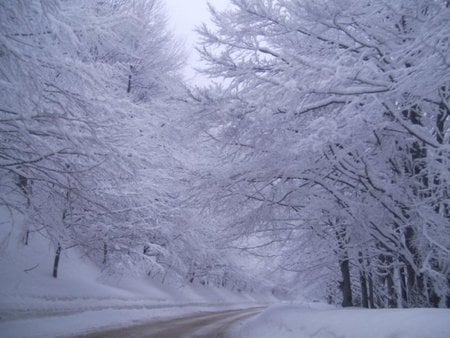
24, 230, 30, 246
127, 65, 134, 93
399, 267, 408, 307
358, 252, 369, 308
360, 270, 369, 308
368, 272, 375, 308
53, 243, 61, 278
333, 220, 352, 307
447, 275, 450, 308
436, 93, 449, 145
405, 227, 419, 305
102, 242, 108, 265
127, 75, 132, 93
386, 269, 397, 308
339, 258, 353, 307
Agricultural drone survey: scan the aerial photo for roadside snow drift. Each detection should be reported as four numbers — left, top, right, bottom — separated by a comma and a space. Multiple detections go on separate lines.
230, 304, 450, 338
0, 210, 270, 338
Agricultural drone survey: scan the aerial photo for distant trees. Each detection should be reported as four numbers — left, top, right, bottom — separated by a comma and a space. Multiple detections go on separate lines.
195, 0, 449, 307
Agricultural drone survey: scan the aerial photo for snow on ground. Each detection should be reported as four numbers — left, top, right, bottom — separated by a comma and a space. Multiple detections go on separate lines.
230, 303, 450, 338
0, 209, 271, 338
1, 302, 260, 338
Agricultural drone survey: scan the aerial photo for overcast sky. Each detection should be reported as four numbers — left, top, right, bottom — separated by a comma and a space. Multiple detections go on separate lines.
164, 0, 230, 85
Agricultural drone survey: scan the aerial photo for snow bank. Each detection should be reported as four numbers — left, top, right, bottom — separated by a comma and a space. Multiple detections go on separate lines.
230, 303, 450, 338
0, 208, 271, 338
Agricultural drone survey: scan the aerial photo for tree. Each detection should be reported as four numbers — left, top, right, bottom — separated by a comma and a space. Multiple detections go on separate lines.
0, 0, 181, 280
1, 0, 258, 291
195, 0, 450, 307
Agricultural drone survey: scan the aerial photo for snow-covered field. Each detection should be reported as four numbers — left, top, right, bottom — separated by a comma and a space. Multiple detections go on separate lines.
231, 303, 450, 338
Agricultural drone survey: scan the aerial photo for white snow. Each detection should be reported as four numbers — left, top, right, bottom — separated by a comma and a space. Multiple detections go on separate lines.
230, 303, 450, 338
0, 208, 269, 338
1, 303, 260, 338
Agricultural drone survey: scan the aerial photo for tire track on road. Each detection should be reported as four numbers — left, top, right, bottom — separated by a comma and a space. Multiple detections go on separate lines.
77, 307, 265, 338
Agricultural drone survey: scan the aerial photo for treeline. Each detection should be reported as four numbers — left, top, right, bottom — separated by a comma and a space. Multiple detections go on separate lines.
191, 0, 450, 308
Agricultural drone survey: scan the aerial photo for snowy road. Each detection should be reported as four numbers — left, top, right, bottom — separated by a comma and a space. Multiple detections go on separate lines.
77, 307, 265, 338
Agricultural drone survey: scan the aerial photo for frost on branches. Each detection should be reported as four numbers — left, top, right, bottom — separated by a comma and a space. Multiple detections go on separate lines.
0, 0, 255, 292
195, 0, 450, 308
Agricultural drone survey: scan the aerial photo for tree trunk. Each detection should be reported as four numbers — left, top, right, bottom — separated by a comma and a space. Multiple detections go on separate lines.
368, 272, 375, 308
427, 279, 441, 307
127, 65, 133, 93
386, 269, 397, 308
446, 275, 450, 308
394, 264, 404, 308
406, 262, 428, 306
24, 230, 30, 246
53, 243, 61, 278
102, 242, 107, 265
339, 258, 353, 307
333, 220, 352, 307
358, 252, 369, 308
360, 270, 369, 308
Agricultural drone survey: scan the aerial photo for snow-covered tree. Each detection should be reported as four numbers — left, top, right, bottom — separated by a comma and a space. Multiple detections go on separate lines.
0, 0, 170, 277
195, 0, 450, 307
0, 0, 259, 293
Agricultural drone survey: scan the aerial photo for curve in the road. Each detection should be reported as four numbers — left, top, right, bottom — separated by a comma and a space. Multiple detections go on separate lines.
77, 306, 265, 338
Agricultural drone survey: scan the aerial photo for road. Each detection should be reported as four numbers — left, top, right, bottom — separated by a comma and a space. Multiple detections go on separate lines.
77, 307, 264, 338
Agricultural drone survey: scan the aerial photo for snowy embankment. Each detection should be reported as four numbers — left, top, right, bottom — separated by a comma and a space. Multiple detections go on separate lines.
230, 303, 450, 338
0, 219, 271, 338
0, 300, 259, 338
0, 253, 266, 338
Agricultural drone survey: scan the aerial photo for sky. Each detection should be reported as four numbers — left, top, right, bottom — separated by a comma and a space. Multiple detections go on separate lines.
164, 0, 231, 85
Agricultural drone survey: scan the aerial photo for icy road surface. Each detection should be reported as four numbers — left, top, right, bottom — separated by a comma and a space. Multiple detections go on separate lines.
77, 307, 265, 338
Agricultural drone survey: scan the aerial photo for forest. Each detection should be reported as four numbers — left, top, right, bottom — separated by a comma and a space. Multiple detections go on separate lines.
1, 0, 449, 313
